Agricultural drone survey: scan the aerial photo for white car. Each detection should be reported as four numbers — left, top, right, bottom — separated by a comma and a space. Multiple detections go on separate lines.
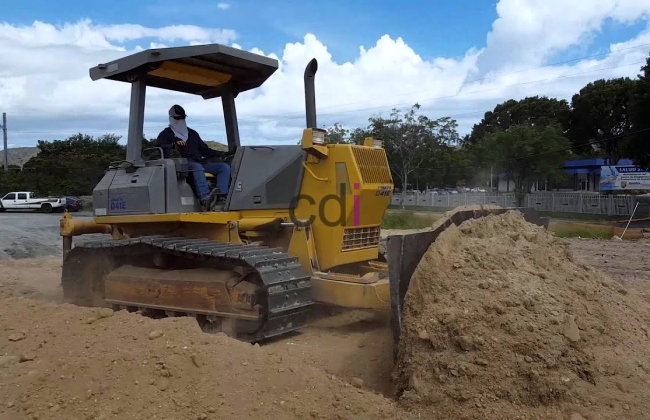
0, 191, 65, 213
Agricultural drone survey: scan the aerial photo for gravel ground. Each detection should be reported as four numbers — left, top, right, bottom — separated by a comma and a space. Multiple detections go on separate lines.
0, 212, 649, 412
0, 211, 96, 260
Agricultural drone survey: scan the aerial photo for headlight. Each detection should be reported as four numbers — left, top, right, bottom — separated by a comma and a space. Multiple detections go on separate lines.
312, 130, 326, 145
363, 137, 383, 148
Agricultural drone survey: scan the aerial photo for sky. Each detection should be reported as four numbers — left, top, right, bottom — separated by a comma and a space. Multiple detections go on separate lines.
1, 0, 650, 147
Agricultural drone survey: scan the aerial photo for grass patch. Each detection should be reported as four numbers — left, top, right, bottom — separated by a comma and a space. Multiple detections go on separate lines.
82, 200, 93, 211
388, 204, 455, 213
383, 208, 617, 239
388, 205, 626, 224
550, 221, 614, 239
538, 211, 620, 223
382, 211, 438, 230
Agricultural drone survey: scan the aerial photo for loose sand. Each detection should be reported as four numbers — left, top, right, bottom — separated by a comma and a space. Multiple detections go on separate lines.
395, 210, 650, 419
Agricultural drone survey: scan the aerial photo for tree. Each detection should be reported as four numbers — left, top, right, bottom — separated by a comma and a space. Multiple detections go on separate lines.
440, 146, 480, 188
0, 132, 228, 197
475, 124, 570, 205
464, 96, 571, 147
348, 127, 371, 145
19, 133, 125, 196
325, 123, 351, 144
412, 145, 479, 189
325, 123, 370, 145
365, 103, 460, 198
568, 78, 637, 163
627, 54, 650, 170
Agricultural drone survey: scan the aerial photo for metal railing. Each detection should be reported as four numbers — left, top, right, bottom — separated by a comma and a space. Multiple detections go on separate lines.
390, 192, 638, 216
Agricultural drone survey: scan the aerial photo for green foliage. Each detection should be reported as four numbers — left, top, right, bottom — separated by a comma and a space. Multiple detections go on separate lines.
0, 167, 28, 193
474, 124, 570, 203
366, 104, 461, 191
1, 133, 126, 196
381, 211, 439, 229
626, 55, 650, 170
326, 105, 471, 192
325, 123, 370, 145
464, 96, 571, 147
325, 123, 350, 144
0, 133, 229, 197
1, 135, 138, 196
568, 77, 637, 162
550, 223, 614, 239
425, 144, 477, 188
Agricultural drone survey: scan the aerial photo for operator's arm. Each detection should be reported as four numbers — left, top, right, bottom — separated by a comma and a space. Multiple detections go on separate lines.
156, 128, 188, 156
155, 129, 176, 152
195, 131, 219, 158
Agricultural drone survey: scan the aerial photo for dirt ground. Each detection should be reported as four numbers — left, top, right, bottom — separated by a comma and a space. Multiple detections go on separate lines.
0, 256, 397, 389
0, 255, 408, 420
1, 212, 649, 419
564, 237, 650, 303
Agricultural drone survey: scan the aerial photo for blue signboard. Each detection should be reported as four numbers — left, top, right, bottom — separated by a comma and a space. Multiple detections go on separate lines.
600, 166, 650, 191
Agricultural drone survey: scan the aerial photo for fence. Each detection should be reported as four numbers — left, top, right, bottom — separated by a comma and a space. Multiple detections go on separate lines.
390, 192, 640, 217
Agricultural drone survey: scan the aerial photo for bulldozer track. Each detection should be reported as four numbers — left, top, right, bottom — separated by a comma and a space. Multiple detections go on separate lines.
62, 235, 314, 342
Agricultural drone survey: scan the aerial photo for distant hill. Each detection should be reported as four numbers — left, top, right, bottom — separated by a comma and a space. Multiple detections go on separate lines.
0, 147, 39, 168
204, 141, 228, 152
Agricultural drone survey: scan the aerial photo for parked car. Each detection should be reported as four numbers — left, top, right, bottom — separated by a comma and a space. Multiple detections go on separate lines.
0, 191, 66, 213
64, 197, 83, 212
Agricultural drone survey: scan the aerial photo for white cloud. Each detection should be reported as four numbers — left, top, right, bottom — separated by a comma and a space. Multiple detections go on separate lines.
1, 0, 650, 148
468, 0, 650, 79
98, 23, 236, 44
217, 3, 230, 10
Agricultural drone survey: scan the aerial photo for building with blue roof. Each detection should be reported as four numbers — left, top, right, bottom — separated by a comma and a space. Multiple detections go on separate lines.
497, 158, 637, 192
564, 158, 634, 191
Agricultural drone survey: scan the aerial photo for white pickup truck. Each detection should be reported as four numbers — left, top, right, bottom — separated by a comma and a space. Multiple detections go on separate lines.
0, 191, 65, 213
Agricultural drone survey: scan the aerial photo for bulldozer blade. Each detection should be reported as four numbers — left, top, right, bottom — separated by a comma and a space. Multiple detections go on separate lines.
386, 207, 549, 360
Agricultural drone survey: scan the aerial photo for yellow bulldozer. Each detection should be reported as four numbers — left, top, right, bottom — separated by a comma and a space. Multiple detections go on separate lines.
59, 43, 549, 353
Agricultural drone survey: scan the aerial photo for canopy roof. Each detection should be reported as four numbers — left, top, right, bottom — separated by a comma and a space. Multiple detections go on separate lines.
89, 43, 279, 99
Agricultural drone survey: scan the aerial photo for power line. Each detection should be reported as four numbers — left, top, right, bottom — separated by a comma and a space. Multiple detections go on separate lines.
10, 48, 650, 138
244, 60, 647, 121
7, 54, 650, 140
131, 59, 644, 131
244, 43, 650, 119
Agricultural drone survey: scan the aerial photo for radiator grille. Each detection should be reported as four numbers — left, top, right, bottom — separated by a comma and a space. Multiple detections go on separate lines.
342, 226, 381, 251
351, 147, 393, 184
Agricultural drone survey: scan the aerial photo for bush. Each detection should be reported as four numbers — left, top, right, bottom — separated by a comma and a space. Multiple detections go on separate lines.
381, 211, 439, 230
550, 221, 614, 239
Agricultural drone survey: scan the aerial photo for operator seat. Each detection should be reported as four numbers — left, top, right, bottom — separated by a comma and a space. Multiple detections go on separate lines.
185, 162, 231, 198
141, 146, 230, 201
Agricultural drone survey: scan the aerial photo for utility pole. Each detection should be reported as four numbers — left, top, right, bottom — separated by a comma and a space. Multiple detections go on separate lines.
489, 165, 493, 191
1, 113, 7, 171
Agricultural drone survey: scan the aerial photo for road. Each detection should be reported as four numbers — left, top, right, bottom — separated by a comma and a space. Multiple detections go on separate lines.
0, 211, 94, 260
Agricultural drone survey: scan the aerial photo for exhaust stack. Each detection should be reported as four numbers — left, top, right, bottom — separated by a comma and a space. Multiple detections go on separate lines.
304, 58, 318, 129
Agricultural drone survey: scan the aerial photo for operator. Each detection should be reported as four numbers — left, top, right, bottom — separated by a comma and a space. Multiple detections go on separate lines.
155, 104, 231, 211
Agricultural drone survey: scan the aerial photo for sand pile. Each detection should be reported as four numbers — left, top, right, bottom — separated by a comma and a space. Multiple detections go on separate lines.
0, 287, 414, 420
432, 204, 503, 228
394, 210, 650, 420
379, 204, 503, 258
